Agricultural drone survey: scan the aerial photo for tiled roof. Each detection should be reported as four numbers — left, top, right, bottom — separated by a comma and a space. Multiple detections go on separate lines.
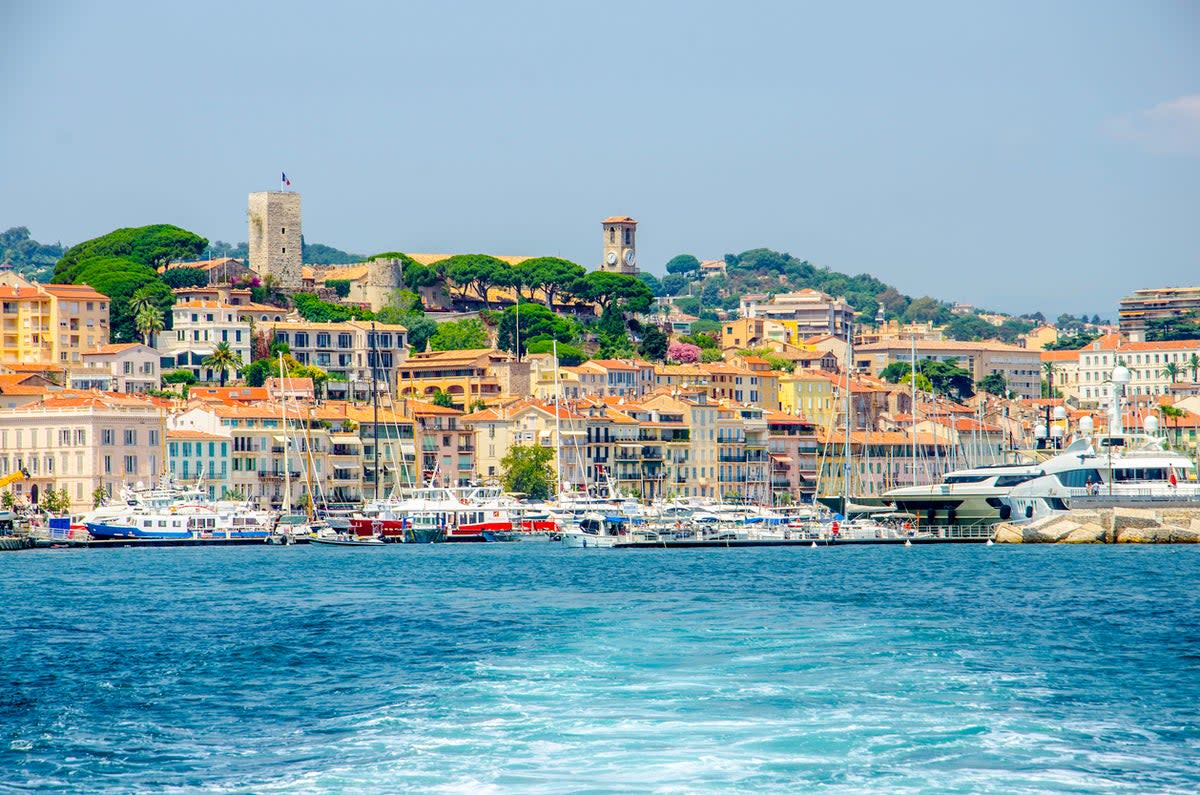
83, 343, 147, 356
601, 216, 637, 224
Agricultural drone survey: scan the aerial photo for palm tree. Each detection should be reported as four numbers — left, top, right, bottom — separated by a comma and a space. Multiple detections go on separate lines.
1162, 361, 1182, 383
1188, 353, 1200, 383
1161, 404, 1186, 449
1041, 360, 1056, 399
128, 290, 158, 318
134, 305, 164, 346
202, 341, 244, 386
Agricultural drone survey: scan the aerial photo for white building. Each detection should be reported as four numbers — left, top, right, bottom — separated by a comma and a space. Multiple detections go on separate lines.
72, 343, 160, 393
1077, 336, 1200, 409
0, 393, 164, 511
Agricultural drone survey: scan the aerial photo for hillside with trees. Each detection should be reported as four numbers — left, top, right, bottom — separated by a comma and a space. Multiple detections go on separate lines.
51, 224, 208, 343
1, 226, 66, 282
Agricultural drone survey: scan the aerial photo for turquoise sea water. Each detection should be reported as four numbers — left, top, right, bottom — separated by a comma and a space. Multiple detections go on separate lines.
2, 544, 1199, 793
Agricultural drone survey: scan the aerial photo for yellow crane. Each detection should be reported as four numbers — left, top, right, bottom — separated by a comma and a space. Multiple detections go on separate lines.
0, 468, 30, 490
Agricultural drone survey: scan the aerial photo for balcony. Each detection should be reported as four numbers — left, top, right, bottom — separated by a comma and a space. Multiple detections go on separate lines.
330, 445, 359, 457
719, 454, 747, 463
640, 447, 663, 460
258, 470, 302, 480
332, 470, 359, 482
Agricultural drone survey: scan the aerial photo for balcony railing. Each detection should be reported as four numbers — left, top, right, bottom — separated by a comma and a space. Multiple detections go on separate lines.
258, 470, 302, 480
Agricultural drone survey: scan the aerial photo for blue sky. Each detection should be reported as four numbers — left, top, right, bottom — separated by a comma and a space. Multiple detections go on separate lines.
2, 0, 1196, 317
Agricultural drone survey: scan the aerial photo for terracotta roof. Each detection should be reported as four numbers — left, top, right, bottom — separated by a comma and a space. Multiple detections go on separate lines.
1040, 350, 1080, 362
39, 284, 108, 301
407, 398, 462, 417
166, 429, 228, 440
601, 216, 638, 224
83, 343, 147, 356
587, 359, 639, 371
190, 387, 269, 402
266, 377, 314, 391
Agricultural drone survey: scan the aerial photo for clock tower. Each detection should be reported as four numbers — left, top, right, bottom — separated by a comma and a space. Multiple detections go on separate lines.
601, 216, 638, 275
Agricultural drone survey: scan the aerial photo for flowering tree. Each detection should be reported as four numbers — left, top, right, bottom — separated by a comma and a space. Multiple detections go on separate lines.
667, 342, 701, 363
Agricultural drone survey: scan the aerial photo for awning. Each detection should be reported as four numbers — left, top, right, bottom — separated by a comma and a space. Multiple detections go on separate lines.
770, 454, 793, 463
399, 442, 415, 455
272, 435, 289, 444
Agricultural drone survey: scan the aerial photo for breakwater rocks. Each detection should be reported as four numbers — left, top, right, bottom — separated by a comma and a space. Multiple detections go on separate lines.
994, 507, 1200, 544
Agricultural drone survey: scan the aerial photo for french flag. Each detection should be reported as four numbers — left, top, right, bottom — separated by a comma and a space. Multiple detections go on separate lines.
281, 172, 291, 188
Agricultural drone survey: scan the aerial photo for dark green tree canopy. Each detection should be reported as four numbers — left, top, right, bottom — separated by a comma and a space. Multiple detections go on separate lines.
429, 318, 490, 351
977, 372, 1008, 397
438, 254, 513, 306
497, 302, 580, 356
665, 254, 701, 274
162, 267, 208, 289
579, 271, 654, 312
53, 224, 207, 283
639, 324, 669, 361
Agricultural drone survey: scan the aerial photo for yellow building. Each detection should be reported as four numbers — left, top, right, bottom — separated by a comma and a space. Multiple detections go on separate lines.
396, 348, 520, 410
0, 275, 109, 366
779, 369, 837, 429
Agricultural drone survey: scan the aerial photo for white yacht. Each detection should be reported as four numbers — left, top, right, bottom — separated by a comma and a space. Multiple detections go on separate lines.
1004, 431, 1199, 522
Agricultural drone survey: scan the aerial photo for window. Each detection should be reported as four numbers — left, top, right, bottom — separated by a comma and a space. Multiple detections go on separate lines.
75, 429, 85, 445
59, 430, 71, 446
124, 429, 138, 445
124, 455, 138, 474
102, 429, 115, 445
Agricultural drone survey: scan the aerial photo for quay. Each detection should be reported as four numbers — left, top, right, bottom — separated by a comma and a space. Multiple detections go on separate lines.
0, 536, 34, 551
31, 536, 308, 549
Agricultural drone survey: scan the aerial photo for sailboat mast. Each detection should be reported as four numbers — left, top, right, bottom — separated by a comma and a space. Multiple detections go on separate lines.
842, 318, 853, 512
552, 338, 563, 495
279, 351, 291, 514
371, 321, 380, 501
911, 332, 917, 486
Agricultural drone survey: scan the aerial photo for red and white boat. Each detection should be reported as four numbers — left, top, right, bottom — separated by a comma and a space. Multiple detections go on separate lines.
350, 485, 557, 542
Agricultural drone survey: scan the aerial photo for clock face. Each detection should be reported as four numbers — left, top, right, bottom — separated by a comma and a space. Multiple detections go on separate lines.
623, 249, 636, 266
606, 251, 618, 265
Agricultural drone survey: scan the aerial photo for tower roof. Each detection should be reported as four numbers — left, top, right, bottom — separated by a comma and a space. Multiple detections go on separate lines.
602, 216, 638, 225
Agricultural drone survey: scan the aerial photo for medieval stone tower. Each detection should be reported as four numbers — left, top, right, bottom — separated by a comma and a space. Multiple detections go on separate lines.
601, 216, 638, 275
248, 191, 302, 290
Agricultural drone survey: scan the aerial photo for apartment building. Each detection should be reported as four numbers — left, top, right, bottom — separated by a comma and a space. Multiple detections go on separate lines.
409, 399, 475, 487
854, 339, 1042, 399
164, 300, 255, 381
739, 288, 853, 338
271, 320, 408, 400
0, 275, 110, 367
73, 343, 160, 393
0, 393, 164, 511
1119, 287, 1200, 341
1076, 335, 1200, 409
397, 348, 520, 410
766, 411, 819, 504
165, 429, 231, 499
815, 429, 953, 501
461, 399, 588, 487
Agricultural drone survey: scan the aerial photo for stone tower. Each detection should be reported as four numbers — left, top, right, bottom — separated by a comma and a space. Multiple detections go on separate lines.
601, 216, 638, 275
248, 191, 302, 290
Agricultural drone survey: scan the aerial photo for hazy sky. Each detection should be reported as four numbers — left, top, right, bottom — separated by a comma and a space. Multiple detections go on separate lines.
2, 1, 1196, 317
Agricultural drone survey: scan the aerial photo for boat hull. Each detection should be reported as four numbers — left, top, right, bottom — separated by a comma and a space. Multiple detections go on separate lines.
85, 522, 193, 540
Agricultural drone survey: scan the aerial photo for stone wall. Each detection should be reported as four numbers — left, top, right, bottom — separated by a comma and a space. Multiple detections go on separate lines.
994, 506, 1200, 543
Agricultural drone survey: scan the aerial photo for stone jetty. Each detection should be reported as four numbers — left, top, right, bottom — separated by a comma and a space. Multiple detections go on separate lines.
993, 506, 1200, 544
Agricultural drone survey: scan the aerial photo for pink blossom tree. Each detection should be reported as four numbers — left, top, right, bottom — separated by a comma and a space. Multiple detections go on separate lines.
667, 342, 701, 364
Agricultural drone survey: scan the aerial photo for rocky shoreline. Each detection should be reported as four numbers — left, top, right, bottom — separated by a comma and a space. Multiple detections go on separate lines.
993, 507, 1200, 544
